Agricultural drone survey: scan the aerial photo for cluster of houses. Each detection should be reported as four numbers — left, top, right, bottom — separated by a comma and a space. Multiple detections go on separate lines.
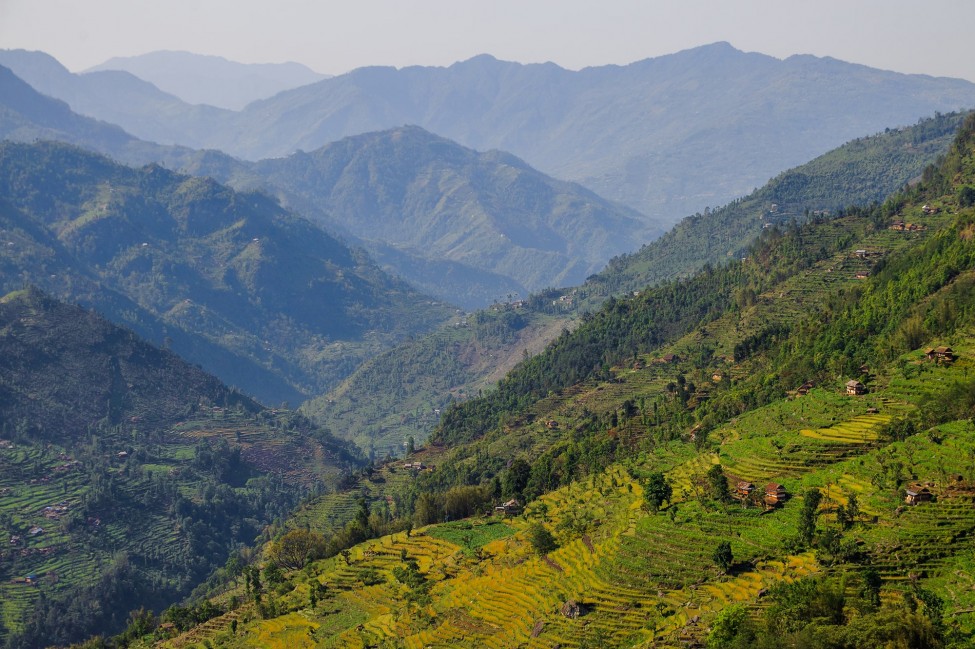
735, 481, 788, 507
890, 220, 925, 232
41, 502, 70, 520
401, 461, 430, 472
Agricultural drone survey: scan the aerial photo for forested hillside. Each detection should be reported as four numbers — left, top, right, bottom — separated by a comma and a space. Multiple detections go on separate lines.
304, 112, 966, 456
249, 125, 653, 306
0, 141, 452, 404
0, 288, 362, 648
140, 113, 975, 648
584, 111, 970, 301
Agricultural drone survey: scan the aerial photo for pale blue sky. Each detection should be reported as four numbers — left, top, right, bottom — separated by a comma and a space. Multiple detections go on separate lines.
2, 0, 974, 81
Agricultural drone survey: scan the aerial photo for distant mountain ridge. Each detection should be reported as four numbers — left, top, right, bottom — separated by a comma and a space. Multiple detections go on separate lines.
6, 43, 973, 225
0, 63, 196, 165
85, 50, 328, 110
0, 49, 232, 146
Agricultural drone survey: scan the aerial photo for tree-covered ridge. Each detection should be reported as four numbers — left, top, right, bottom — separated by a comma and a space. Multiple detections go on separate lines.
0, 140, 453, 404
0, 287, 256, 436
432, 207, 880, 448
425, 113, 975, 483
584, 111, 969, 302
248, 125, 653, 308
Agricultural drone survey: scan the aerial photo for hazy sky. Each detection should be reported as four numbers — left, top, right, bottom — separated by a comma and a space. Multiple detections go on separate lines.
3, 0, 975, 81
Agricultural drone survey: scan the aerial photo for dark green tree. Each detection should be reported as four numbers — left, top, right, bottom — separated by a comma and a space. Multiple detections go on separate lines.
959, 185, 975, 207
798, 488, 823, 546
845, 493, 860, 528
706, 464, 731, 503
527, 523, 558, 555
713, 540, 734, 574
644, 472, 672, 512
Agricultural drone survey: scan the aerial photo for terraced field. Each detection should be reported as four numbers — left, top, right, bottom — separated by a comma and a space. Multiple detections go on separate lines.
151, 192, 975, 648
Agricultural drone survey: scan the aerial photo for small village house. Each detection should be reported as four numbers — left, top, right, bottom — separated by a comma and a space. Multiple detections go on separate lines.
495, 499, 521, 516
905, 484, 934, 505
765, 483, 787, 506
846, 380, 866, 396
560, 600, 585, 618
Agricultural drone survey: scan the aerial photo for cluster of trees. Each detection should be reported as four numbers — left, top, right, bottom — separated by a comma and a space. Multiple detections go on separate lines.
707, 576, 951, 648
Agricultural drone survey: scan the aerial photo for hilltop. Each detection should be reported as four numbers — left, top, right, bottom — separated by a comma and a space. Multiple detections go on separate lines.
0, 288, 362, 648
0, 140, 452, 404
142, 115, 975, 648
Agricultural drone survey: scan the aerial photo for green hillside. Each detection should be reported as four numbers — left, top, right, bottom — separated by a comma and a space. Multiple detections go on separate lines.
249, 126, 653, 307
0, 141, 452, 405
140, 114, 975, 648
0, 288, 362, 648
303, 112, 966, 457
582, 110, 969, 302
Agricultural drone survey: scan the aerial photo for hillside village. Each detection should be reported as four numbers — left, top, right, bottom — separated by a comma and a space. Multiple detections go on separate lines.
88, 113, 975, 649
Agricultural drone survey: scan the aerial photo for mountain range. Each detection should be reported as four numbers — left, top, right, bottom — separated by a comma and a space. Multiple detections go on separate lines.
4, 43, 975, 225
0, 140, 452, 405
244, 126, 655, 305
4, 40, 975, 648
0, 65, 650, 307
